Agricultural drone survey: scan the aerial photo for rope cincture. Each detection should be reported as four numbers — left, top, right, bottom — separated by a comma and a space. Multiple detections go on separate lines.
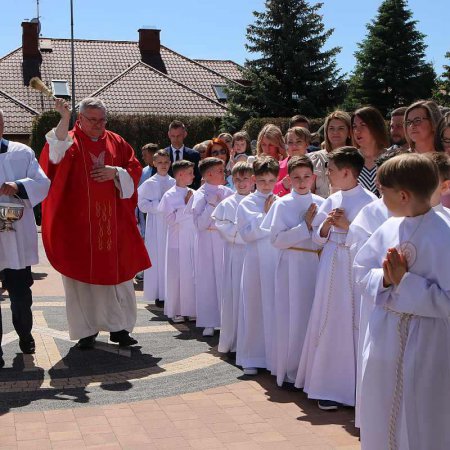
384, 307, 413, 450
316, 236, 353, 346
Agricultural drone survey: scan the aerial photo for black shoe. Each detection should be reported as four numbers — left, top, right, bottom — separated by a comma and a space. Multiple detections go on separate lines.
19, 335, 36, 354
109, 330, 138, 347
76, 334, 98, 350
155, 299, 165, 308
0, 356, 4, 369
318, 400, 340, 411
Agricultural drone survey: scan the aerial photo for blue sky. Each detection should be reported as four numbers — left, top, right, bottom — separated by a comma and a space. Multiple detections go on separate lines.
1, 0, 448, 76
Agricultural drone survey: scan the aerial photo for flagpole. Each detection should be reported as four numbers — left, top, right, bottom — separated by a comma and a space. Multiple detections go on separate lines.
70, 0, 76, 125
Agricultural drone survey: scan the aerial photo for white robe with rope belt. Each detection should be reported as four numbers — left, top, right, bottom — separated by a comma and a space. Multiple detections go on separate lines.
354, 209, 450, 450
261, 190, 324, 386
295, 184, 376, 405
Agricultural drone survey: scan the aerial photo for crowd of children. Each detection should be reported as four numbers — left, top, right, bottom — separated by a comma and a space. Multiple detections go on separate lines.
137, 107, 450, 450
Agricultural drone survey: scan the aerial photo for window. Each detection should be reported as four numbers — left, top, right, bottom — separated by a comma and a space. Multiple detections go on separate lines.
212, 85, 227, 102
51, 80, 70, 98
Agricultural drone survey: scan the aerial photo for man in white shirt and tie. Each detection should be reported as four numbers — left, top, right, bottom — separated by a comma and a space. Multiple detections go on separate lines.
165, 120, 201, 189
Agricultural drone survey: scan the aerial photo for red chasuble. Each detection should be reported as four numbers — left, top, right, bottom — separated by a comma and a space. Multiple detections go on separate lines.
40, 123, 151, 285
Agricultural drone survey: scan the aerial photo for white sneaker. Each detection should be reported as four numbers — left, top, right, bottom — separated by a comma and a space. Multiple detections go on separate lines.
172, 315, 185, 323
243, 368, 258, 376
202, 327, 215, 336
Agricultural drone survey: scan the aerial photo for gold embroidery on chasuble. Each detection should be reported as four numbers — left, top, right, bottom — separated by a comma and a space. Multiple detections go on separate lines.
96, 201, 113, 252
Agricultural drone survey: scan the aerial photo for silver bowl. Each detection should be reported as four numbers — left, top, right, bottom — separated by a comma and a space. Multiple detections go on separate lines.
0, 202, 25, 232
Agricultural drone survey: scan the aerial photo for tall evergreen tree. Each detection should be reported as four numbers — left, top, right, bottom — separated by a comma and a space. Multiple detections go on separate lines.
433, 51, 450, 107
344, 0, 436, 115
223, 0, 345, 132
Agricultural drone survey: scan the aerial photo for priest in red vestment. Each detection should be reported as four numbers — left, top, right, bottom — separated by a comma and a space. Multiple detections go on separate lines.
39, 98, 150, 349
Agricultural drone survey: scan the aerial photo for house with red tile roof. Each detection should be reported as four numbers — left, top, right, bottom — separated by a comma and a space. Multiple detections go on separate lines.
0, 20, 245, 141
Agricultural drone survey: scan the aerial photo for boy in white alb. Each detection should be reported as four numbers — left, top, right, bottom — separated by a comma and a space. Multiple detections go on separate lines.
236, 156, 279, 375
138, 150, 175, 304
158, 160, 196, 322
347, 149, 398, 427
189, 157, 233, 336
296, 147, 376, 410
354, 154, 450, 450
212, 162, 253, 354
261, 156, 324, 386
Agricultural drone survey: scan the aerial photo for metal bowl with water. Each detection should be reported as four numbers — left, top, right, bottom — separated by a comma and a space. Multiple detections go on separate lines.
0, 202, 25, 231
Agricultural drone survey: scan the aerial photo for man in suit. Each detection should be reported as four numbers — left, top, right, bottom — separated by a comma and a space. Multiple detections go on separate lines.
165, 120, 201, 189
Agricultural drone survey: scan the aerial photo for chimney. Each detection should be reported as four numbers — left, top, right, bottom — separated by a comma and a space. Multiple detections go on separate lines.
22, 19, 42, 86
138, 28, 166, 74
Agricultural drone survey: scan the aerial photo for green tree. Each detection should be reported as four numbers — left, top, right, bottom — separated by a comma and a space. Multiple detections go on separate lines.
433, 52, 450, 107
223, 0, 345, 132
344, 0, 436, 115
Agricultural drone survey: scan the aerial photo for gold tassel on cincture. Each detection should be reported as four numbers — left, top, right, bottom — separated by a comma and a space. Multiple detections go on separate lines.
29, 77, 56, 99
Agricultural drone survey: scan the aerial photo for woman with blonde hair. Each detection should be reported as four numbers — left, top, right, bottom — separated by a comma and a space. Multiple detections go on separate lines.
256, 124, 287, 161
309, 110, 352, 198
404, 100, 442, 153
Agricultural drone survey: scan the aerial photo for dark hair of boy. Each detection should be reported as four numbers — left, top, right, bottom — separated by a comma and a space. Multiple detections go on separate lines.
289, 114, 310, 129
232, 131, 252, 155
253, 156, 280, 177
172, 159, 194, 177
375, 148, 411, 168
153, 149, 170, 159
198, 157, 224, 176
168, 120, 186, 131
425, 152, 450, 181
377, 153, 439, 201
287, 155, 314, 175
141, 143, 159, 154
327, 146, 365, 178
231, 161, 253, 177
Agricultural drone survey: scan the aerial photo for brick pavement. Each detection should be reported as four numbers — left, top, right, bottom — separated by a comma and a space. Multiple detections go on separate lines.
0, 234, 361, 449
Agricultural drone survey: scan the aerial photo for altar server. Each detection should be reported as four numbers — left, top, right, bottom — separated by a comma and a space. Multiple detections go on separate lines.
296, 147, 376, 410
261, 156, 324, 386
138, 150, 175, 304
0, 109, 50, 365
354, 153, 450, 450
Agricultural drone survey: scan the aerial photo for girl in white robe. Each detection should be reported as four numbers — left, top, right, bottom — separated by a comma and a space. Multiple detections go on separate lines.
296, 148, 376, 408
158, 185, 196, 319
262, 189, 324, 386
138, 160, 175, 303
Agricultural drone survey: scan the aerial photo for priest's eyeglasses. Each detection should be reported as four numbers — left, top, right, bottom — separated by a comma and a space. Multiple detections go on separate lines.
404, 117, 429, 127
80, 113, 108, 125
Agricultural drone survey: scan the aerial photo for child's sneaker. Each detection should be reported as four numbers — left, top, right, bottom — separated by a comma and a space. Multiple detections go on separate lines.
172, 315, 185, 323
243, 367, 258, 376
317, 400, 340, 411
202, 327, 215, 336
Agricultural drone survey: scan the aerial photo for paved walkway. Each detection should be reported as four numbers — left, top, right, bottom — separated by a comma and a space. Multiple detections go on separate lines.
0, 235, 360, 449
